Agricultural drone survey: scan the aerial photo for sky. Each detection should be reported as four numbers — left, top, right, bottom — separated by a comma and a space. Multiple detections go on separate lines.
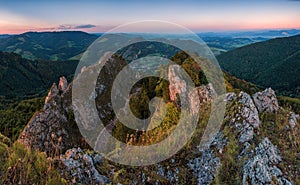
0, 0, 299, 34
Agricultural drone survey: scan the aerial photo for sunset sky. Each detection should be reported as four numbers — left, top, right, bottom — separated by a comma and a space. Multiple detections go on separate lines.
0, 0, 300, 34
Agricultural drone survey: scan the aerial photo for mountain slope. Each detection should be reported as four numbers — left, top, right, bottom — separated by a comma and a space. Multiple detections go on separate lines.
0, 31, 98, 61
0, 51, 78, 98
217, 34, 300, 97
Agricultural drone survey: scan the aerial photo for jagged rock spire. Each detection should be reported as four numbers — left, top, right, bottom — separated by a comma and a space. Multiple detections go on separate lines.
18, 77, 86, 155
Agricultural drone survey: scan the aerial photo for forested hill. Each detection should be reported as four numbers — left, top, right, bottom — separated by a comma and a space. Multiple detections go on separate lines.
217, 34, 300, 97
0, 31, 98, 61
0, 51, 78, 99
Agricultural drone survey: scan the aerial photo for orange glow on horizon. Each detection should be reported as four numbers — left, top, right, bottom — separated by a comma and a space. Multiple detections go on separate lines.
1, 23, 300, 35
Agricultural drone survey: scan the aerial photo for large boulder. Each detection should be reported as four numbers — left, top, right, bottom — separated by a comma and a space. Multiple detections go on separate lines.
253, 88, 279, 113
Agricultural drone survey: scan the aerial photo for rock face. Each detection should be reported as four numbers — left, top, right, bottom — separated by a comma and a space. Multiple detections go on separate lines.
231, 92, 260, 143
18, 77, 86, 155
242, 138, 292, 185
44, 83, 59, 104
253, 88, 279, 113
59, 148, 110, 185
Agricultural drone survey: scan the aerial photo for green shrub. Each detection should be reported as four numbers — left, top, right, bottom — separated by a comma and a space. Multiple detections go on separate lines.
1, 143, 66, 185
0, 97, 44, 141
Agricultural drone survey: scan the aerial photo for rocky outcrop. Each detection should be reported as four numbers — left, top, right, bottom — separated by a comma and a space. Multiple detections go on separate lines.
224, 92, 236, 102
196, 83, 216, 103
253, 88, 279, 113
44, 83, 59, 104
289, 112, 298, 129
188, 132, 227, 185
16, 68, 297, 185
18, 77, 86, 155
225, 89, 293, 185
58, 76, 68, 92
242, 138, 292, 185
189, 149, 220, 185
188, 83, 216, 114
157, 163, 179, 184
231, 92, 260, 143
168, 65, 188, 104
59, 148, 110, 185
168, 65, 215, 113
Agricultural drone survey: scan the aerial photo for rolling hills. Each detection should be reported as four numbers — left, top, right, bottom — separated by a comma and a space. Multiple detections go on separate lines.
218, 34, 300, 98
0, 31, 98, 61
0, 31, 271, 60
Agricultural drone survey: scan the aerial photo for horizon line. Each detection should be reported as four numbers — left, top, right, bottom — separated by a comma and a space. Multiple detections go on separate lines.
1, 27, 300, 35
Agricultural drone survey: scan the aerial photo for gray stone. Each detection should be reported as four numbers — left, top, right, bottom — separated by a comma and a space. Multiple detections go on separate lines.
188, 132, 227, 185
60, 148, 110, 184
242, 138, 292, 185
289, 112, 298, 128
224, 92, 236, 102
230, 92, 260, 143
253, 88, 279, 113
157, 164, 179, 184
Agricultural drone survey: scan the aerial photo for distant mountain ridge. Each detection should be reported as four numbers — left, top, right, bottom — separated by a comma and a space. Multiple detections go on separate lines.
0, 31, 98, 61
197, 29, 300, 38
218, 34, 300, 97
0, 30, 280, 59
